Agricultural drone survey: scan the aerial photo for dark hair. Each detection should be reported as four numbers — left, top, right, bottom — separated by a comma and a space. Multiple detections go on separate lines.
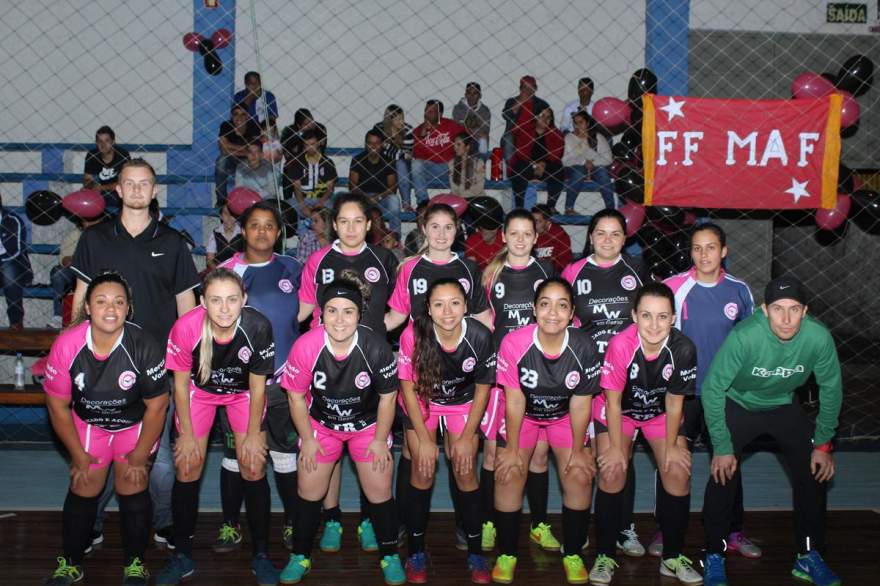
572, 111, 598, 149
120, 158, 157, 182
332, 192, 370, 222
690, 222, 727, 248
365, 128, 384, 144
425, 99, 444, 115
231, 102, 248, 115
239, 200, 282, 231
244, 71, 261, 83
531, 203, 555, 220
466, 81, 481, 92
294, 108, 314, 129
534, 103, 555, 127
301, 129, 319, 142
95, 125, 115, 141
533, 276, 574, 308
82, 270, 134, 322
578, 77, 595, 90
588, 208, 627, 236
633, 282, 675, 315
412, 278, 467, 410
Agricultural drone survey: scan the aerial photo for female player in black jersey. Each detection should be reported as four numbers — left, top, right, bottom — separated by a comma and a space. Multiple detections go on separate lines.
481, 209, 560, 552
398, 278, 496, 583
492, 278, 603, 585
44, 272, 168, 586
279, 279, 405, 585
590, 282, 701, 585
156, 269, 277, 586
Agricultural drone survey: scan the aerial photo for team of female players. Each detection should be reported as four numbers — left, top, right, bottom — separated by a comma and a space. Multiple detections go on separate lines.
45, 195, 742, 586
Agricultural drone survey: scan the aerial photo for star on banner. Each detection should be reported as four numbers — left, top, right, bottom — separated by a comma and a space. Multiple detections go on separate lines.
785, 178, 811, 204
659, 97, 685, 122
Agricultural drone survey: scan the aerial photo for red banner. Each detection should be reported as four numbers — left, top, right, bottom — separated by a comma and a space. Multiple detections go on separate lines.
642, 94, 842, 209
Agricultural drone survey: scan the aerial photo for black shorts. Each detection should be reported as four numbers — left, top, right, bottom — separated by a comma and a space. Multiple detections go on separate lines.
219, 383, 298, 457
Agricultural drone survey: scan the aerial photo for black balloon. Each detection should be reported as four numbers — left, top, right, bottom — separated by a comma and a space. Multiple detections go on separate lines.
669, 249, 692, 272
467, 196, 504, 229
620, 127, 641, 151
635, 225, 664, 249
669, 230, 691, 253
611, 141, 636, 162
198, 39, 223, 75
646, 205, 686, 227
25, 190, 63, 225
628, 68, 658, 101
838, 164, 855, 194
614, 167, 644, 204
836, 54, 874, 97
851, 189, 880, 233
821, 72, 838, 86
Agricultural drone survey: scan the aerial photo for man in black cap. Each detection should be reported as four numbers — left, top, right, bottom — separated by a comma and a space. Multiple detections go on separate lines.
699, 276, 843, 586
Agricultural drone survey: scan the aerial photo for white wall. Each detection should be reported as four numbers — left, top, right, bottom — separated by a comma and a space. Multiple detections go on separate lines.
0, 1, 193, 144
235, 0, 646, 147
691, 0, 879, 34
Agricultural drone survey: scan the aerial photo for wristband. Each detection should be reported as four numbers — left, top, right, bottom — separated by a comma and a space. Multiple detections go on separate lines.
813, 442, 832, 453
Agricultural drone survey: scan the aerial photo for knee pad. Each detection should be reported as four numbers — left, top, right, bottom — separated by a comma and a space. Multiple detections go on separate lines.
270, 450, 298, 474
221, 457, 240, 473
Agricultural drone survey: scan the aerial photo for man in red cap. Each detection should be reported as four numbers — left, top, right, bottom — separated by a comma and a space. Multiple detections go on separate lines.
502, 76, 550, 163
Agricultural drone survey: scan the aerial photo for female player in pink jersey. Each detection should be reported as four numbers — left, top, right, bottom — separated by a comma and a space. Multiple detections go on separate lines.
44, 271, 169, 586
589, 282, 701, 585
156, 268, 277, 586
492, 277, 603, 585
397, 278, 496, 583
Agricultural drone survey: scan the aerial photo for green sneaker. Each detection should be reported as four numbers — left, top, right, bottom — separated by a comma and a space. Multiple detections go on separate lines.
282, 523, 294, 551
588, 554, 619, 585
491, 554, 517, 584
481, 521, 496, 551
122, 557, 149, 585
358, 519, 379, 552
380, 554, 406, 585
562, 554, 588, 584
213, 522, 243, 553
45, 557, 84, 585
319, 520, 343, 552
529, 522, 561, 551
280, 554, 311, 585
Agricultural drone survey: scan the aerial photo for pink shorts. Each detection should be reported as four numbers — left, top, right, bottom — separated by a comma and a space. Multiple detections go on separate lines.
499, 414, 579, 450
306, 418, 392, 464
592, 395, 667, 441
403, 399, 494, 438
177, 388, 263, 439
73, 414, 158, 470
480, 387, 504, 441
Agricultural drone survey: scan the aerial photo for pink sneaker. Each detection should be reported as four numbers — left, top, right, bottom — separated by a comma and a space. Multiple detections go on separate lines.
727, 531, 762, 559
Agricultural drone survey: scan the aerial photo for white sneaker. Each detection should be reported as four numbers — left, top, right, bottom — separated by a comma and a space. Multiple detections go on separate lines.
660, 555, 703, 584
47, 315, 63, 329
616, 523, 646, 557
588, 554, 618, 585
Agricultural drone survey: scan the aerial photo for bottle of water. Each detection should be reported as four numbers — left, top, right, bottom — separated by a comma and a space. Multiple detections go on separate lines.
14, 353, 26, 390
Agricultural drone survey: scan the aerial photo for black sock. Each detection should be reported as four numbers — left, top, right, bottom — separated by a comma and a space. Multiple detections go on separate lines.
243, 476, 271, 557
562, 505, 589, 557
323, 505, 341, 524
526, 470, 549, 527
596, 488, 622, 557
446, 459, 464, 530
406, 484, 432, 556
659, 489, 690, 560
220, 466, 244, 525
480, 467, 495, 524
119, 490, 151, 564
62, 491, 99, 565
359, 485, 371, 523
459, 488, 483, 555
395, 456, 412, 528
172, 479, 200, 557
494, 509, 521, 557
273, 469, 298, 527
371, 498, 399, 557
293, 497, 322, 558
619, 464, 636, 537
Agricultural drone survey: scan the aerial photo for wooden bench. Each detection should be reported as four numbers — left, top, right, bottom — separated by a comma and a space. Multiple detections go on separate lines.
0, 384, 44, 405
0, 328, 58, 353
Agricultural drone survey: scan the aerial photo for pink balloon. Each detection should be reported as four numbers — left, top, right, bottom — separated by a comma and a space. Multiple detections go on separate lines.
429, 193, 468, 216
791, 73, 835, 99
227, 187, 262, 216
211, 28, 233, 49
62, 189, 105, 219
839, 91, 860, 128
592, 97, 631, 128
619, 202, 646, 237
815, 194, 852, 230
183, 32, 203, 52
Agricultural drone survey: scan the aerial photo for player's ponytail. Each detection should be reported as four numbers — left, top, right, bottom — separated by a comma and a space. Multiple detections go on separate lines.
198, 268, 246, 386
482, 208, 536, 289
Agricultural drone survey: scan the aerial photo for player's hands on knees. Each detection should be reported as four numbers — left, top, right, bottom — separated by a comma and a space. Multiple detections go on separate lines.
450, 434, 478, 477
174, 433, 202, 476
810, 450, 835, 483
597, 446, 627, 478
298, 438, 325, 474
494, 446, 526, 485
123, 450, 150, 485
240, 432, 267, 476
564, 446, 597, 481
70, 450, 99, 489
663, 443, 692, 475
415, 440, 439, 479
366, 438, 392, 473
710, 454, 737, 485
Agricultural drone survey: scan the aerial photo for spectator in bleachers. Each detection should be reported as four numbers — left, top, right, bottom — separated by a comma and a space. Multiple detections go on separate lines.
204, 203, 242, 271
284, 130, 337, 215
349, 129, 399, 233
448, 132, 486, 198
281, 108, 328, 163
48, 215, 103, 329
403, 201, 429, 257
215, 103, 262, 205
452, 82, 491, 157
531, 204, 572, 273
502, 75, 549, 163
510, 105, 564, 209
379, 228, 403, 262
233, 71, 278, 126
465, 223, 503, 270
373, 104, 414, 211
560, 77, 595, 134
0, 193, 32, 330
412, 100, 465, 205
235, 142, 277, 199
296, 206, 332, 265
83, 126, 130, 208
562, 111, 614, 213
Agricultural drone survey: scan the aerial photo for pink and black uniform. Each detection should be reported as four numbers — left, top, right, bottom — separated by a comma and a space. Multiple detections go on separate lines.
495, 324, 602, 449
398, 316, 496, 435
595, 324, 697, 440
487, 258, 556, 350
280, 325, 398, 463
561, 254, 651, 355
300, 241, 398, 333
166, 305, 275, 438
44, 321, 168, 468
389, 252, 489, 320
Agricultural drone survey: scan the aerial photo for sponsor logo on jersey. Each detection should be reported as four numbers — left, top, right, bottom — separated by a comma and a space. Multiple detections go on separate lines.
117, 370, 136, 390
565, 370, 581, 389
364, 266, 381, 283
462, 357, 476, 372
620, 275, 637, 291
662, 364, 673, 381
533, 278, 545, 291
724, 302, 738, 320
458, 278, 471, 294
278, 279, 294, 294
751, 365, 805, 379
354, 371, 371, 389
238, 347, 252, 363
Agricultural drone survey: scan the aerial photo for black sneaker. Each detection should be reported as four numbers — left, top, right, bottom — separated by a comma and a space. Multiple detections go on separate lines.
154, 526, 176, 550
282, 522, 293, 551
83, 530, 103, 555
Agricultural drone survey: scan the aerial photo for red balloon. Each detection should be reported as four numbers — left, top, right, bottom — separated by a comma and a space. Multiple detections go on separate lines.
227, 187, 262, 216
619, 202, 646, 237
592, 97, 631, 128
183, 32, 203, 52
211, 28, 233, 49
791, 73, 835, 99
815, 194, 852, 230
429, 193, 468, 216
838, 91, 860, 128
62, 189, 105, 219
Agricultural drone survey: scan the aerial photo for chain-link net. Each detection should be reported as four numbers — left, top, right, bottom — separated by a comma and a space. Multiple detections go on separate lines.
0, 0, 878, 444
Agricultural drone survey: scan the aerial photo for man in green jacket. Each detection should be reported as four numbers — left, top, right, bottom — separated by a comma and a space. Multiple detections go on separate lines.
699, 276, 842, 586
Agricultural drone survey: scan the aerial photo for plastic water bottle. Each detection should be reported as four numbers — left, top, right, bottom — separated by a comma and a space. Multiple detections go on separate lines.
14, 353, 26, 390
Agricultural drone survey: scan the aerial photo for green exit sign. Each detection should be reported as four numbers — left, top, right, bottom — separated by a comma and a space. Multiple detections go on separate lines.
827, 3, 868, 23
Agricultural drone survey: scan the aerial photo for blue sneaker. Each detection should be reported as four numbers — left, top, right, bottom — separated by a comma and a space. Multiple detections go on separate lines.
252, 553, 279, 586
380, 554, 406, 585
792, 551, 842, 586
155, 553, 195, 586
319, 521, 343, 552
358, 519, 379, 552
702, 553, 727, 586
280, 554, 311, 585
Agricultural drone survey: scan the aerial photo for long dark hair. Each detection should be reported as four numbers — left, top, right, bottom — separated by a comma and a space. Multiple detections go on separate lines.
451, 131, 475, 190
572, 111, 598, 149
77, 270, 134, 325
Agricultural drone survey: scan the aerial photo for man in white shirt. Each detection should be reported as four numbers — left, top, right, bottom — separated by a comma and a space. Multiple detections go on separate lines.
560, 78, 595, 134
